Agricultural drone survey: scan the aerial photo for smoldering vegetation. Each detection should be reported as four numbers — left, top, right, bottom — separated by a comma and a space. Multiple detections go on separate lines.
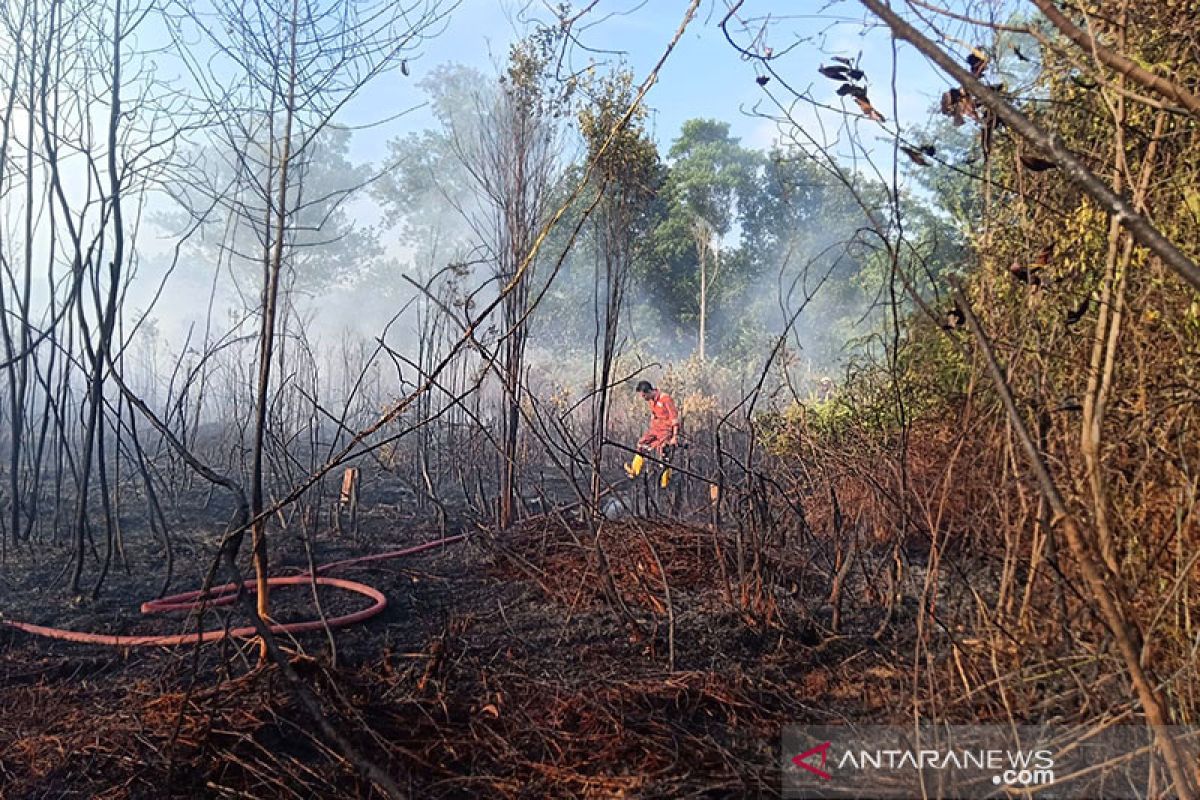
2, 1, 1200, 798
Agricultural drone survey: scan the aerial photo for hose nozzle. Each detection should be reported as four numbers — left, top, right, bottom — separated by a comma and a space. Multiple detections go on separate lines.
624, 453, 645, 478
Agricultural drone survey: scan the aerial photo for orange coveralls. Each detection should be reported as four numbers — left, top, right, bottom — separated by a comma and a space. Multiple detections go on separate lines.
637, 391, 680, 453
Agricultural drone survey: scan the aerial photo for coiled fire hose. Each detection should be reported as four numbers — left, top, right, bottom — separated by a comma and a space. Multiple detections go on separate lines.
0, 535, 466, 647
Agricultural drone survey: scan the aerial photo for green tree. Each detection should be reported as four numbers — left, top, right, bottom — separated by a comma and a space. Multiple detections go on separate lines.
373, 63, 483, 264
651, 119, 760, 360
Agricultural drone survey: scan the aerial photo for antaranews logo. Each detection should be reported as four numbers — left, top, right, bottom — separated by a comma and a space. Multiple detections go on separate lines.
788, 738, 1053, 793
790, 741, 832, 781
781, 724, 1200, 799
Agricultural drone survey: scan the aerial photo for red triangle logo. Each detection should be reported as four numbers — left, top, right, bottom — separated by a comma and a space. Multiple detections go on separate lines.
791, 741, 833, 780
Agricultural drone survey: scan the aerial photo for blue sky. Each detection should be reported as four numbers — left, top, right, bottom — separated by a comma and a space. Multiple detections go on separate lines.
340, 0, 960, 164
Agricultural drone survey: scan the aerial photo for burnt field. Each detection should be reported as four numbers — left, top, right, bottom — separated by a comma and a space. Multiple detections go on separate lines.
1, 474, 922, 798
3, 0, 1200, 797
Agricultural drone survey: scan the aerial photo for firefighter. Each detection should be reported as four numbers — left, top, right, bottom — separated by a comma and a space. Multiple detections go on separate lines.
625, 380, 680, 487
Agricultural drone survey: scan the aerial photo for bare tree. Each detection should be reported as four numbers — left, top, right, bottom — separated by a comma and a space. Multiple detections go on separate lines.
0, 0, 180, 589
448, 35, 569, 528
170, 0, 450, 644
577, 69, 660, 509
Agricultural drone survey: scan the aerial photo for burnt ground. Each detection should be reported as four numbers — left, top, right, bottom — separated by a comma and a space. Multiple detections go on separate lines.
0, 478, 918, 799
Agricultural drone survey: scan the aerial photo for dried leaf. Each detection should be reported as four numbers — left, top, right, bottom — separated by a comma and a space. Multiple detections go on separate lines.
940, 88, 976, 126
968, 47, 989, 77
1009, 260, 1044, 286
1184, 188, 1200, 219
1020, 154, 1057, 172
941, 305, 965, 331
854, 95, 886, 122
1065, 297, 1090, 325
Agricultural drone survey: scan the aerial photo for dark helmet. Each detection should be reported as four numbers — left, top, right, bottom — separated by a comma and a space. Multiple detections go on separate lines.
635, 380, 654, 394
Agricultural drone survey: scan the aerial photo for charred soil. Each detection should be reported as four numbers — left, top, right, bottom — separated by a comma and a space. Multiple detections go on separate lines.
1, 491, 915, 799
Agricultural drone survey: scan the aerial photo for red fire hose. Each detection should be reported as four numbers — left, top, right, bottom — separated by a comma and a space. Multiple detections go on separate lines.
0, 535, 466, 648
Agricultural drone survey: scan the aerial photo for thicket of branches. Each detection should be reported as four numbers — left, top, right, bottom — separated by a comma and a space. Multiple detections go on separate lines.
2, 0, 1200, 796
723, 1, 1200, 794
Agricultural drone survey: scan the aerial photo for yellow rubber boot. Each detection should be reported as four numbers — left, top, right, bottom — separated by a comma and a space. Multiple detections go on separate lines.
624, 453, 644, 479
659, 468, 672, 489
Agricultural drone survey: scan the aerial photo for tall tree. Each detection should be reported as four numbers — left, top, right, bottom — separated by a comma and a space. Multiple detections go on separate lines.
173, 0, 447, 648
578, 69, 661, 507
445, 37, 569, 528
653, 119, 758, 361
